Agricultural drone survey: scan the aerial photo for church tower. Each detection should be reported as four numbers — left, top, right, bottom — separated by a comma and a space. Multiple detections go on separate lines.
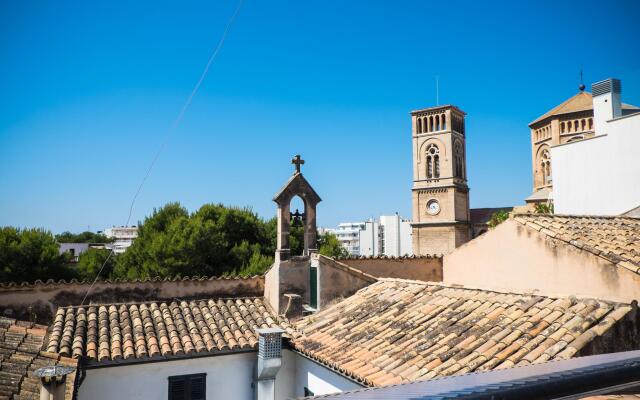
411, 105, 471, 255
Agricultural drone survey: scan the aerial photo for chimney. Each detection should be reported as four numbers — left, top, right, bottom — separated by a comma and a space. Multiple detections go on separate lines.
592, 78, 622, 135
255, 327, 284, 400
34, 365, 75, 400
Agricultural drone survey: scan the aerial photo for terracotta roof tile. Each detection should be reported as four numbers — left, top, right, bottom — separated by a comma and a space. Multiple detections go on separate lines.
46, 297, 288, 363
291, 279, 631, 386
513, 214, 640, 273
0, 317, 77, 400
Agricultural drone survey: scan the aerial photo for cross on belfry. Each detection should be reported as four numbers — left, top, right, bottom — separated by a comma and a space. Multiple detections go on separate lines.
291, 154, 305, 174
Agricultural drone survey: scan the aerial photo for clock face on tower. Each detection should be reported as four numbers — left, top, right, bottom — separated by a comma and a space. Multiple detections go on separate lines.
426, 199, 441, 215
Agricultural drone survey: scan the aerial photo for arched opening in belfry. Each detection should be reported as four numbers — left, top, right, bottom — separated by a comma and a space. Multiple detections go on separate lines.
289, 195, 306, 256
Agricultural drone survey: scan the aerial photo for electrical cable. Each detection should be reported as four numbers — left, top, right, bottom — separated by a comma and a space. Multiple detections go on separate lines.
80, 0, 245, 305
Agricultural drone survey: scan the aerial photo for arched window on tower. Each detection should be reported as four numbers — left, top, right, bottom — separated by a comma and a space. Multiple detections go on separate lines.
428, 116, 434, 132
417, 117, 422, 134
426, 144, 440, 179
441, 114, 447, 130
454, 141, 465, 179
560, 122, 565, 133
435, 115, 441, 131
540, 149, 552, 185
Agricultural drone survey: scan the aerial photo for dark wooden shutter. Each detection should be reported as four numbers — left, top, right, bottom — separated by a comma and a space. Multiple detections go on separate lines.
169, 374, 206, 400
189, 375, 206, 400
169, 376, 186, 400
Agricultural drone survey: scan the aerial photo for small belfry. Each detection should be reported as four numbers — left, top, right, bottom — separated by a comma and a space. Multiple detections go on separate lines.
272, 154, 321, 260
410, 105, 471, 255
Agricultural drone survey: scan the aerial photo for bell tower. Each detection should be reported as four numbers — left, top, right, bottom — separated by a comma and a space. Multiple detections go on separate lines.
410, 104, 471, 255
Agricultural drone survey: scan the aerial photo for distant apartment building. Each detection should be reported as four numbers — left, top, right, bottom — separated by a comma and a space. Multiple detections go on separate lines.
103, 226, 138, 254
58, 242, 109, 262
58, 243, 90, 262
327, 215, 412, 257
328, 222, 366, 255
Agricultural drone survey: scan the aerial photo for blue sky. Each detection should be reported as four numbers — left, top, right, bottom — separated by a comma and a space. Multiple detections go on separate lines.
1, 1, 639, 233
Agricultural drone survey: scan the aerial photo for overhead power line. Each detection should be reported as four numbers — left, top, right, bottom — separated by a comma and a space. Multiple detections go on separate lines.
80, 0, 245, 305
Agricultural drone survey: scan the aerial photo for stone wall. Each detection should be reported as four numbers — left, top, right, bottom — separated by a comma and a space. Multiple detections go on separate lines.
337, 256, 442, 282
317, 255, 377, 309
444, 219, 640, 303
0, 276, 264, 324
265, 255, 379, 315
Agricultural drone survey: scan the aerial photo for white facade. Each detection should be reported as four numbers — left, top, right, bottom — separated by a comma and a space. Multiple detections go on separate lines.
103, 226, 138, 254
277, 350, 363, 398
58, 243, 90, 262
78, 349, 361, 400
358, 220, 381, 256
328, 222, 366, 255
359, 215, 413, 257
552, 78, 640, 215
380, 215, 413, 257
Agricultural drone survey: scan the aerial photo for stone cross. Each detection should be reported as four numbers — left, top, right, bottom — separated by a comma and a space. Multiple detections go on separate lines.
291, 154, 304, 174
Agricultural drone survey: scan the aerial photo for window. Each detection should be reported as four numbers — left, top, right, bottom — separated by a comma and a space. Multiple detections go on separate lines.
168, 373, 206, 400
425, 144, 440, 179
454, 141, 464, 179
304, 387, 315, 396
540, 149, 552, 185
417, 117, 422, 133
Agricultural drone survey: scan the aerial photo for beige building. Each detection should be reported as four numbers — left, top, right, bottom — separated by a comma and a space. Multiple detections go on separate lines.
527, 88, 639, 204
444, 214, 640, 304
410, 105, 471, 255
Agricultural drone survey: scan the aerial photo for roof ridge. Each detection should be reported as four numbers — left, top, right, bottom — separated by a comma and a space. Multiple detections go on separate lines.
376, 278, 627, 304
0, 274, 262, 290
512, 213, 639, 220
60, 296, 266, 309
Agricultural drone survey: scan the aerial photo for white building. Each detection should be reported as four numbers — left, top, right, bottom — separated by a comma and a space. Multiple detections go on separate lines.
552, 78, 640, 215
103, 226, 138, 254
327, 222, 366, 255
359, 214, 413, 257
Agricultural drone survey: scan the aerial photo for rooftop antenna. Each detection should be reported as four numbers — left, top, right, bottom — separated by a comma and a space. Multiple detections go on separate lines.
579, 67, 585, 91
436, 75, 440, 105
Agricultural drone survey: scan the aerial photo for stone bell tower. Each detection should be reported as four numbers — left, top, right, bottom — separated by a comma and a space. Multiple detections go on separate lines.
272, 154, 322, 260
265, 155, 322, 315
410, 105, 471, 255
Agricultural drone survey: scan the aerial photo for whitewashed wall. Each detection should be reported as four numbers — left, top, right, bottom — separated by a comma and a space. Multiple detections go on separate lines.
552, 113, 640, 215
78, 352, 256, 400
289, 351, 363, 397
78, 349, 363, 400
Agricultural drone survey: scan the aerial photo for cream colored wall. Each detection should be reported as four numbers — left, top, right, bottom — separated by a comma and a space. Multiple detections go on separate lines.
444, 219, 640, 303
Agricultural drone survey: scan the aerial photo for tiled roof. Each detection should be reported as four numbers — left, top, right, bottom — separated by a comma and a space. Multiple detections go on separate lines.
513, 214, 640, 272
334, 255, 441, 261
0, 317, 77, 400
530, 91, 639, 125
0, 275, 259, 289
45, 297, 288, 363
291, 279, 631, 387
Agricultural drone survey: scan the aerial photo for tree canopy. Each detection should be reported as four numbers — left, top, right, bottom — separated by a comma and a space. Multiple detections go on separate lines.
55, 231, 112, 243
0, 227, 77, 283
114, 202, 279, 279
1, 202, 353, 283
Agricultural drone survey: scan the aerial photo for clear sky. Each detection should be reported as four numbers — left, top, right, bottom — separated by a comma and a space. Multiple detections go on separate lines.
1, 1, 639, 233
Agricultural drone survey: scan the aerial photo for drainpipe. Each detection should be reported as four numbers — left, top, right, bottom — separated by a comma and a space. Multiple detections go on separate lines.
255, 328, 284, 400
34, 365, 75, 400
